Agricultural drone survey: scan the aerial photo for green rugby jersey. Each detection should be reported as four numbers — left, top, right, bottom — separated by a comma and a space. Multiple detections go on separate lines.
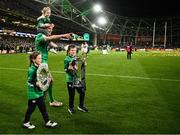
35, 33, 49, 63
27, 64, 43, 100
64, 55, 76, 83
36, 17, 51, 28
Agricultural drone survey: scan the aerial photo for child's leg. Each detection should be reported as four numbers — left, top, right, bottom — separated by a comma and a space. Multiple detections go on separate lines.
23, 99, 37, 123
36, 96, 49, 123
76, 88, 85, 107
67, 83, 75, 109
36, 97, 58, 128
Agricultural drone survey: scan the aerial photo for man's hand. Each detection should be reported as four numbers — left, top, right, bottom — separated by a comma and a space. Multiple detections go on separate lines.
62, 33, 73, 39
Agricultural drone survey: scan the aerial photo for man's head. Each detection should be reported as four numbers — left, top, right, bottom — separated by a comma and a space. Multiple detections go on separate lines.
46, 25, 54, 36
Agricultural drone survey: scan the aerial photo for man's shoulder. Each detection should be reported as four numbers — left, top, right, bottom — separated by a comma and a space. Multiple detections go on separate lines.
36, 33, 45, 37
35, 33, 46, 41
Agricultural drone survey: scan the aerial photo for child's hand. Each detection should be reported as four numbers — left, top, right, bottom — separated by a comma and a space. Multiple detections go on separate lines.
49, 73, 53, 82
68, 65, 74, 70
44, 23, 52, 28
51, 23, 55, 28
36, 82, 40, 87
44, 23, 54, 29
48, 77, 52, 82
74, 65, 78, 70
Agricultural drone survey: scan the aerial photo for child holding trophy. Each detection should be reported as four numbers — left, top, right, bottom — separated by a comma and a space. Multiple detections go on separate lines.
22, 52, 58, 129
64, 44, 88, 115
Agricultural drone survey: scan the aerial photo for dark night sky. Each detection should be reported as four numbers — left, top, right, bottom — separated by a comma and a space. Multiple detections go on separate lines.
93, 0, 180, 17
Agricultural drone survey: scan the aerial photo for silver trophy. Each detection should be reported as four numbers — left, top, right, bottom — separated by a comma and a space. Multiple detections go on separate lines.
37, 63, 51, 91
71, 56, 86, 90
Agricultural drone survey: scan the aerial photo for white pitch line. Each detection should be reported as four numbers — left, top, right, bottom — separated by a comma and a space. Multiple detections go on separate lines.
86, 73, 180, 82
0, 67, 180, 82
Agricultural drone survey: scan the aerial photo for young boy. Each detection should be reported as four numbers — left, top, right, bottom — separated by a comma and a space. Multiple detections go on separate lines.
22, 52, 58, 129
64, 45, 88, 115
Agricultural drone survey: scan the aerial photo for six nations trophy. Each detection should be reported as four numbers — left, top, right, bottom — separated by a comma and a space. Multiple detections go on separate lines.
37, 63, 51, 91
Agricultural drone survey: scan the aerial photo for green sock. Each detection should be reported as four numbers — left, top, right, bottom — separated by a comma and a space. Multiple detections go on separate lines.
48, 84, 54, 103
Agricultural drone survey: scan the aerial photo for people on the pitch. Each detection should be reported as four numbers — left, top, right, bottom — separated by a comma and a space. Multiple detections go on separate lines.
22, 52, 58, 129
35, 20, 72, 107
64, 45, 88, 115
81, 42, 89, 58
102, 44, 108, 55
126, 42, 133, 60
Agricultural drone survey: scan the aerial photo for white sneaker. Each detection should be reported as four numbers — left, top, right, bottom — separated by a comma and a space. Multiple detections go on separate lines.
68, 108, 75, 115
77, 106, 88, 112
49, 101, 63, 107
45, 120, 58, 128
49, 48, 57, 54
22, 122, 35, 129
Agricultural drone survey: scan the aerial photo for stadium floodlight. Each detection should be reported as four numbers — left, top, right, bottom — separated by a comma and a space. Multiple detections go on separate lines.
93, 4, 102, 13
97, 16, 107, 25
92, 24, 96, 28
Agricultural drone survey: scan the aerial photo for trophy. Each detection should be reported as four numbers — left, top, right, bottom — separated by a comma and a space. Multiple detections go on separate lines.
37, 63, 51, 91
71, 56, 86, 91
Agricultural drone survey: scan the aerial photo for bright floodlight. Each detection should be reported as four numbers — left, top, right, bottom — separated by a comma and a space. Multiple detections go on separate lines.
92, 24, 96, 28
97, 16, 107, 25
93, 4, 102, 13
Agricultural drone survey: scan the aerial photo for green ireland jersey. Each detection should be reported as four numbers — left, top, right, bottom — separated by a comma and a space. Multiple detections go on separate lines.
36, 17, 51, 28
27, 64, 43, 100
35, 33, 49, 63
64, 55, 76, 83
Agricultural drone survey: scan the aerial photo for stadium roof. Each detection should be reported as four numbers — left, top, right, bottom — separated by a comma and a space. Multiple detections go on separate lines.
0, 0, 180, 34
70, 0, 180, 17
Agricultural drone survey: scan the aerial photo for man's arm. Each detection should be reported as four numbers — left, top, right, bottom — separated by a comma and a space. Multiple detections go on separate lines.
44, 33, 72, 41
49, 41, 58, 48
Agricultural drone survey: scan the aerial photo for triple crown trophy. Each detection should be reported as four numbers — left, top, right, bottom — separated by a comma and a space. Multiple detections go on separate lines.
70, 55, 87, 91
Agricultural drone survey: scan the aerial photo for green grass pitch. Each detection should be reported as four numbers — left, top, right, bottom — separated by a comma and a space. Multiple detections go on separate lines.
0, 51, 180, 134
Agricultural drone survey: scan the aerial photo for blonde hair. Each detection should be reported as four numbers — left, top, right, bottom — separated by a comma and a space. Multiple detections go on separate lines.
41, 7, 51, 15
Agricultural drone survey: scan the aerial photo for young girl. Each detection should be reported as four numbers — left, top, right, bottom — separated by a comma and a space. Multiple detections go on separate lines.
22, 52, 58, 129
36, 7, 53, 33
64, 45, 88, 115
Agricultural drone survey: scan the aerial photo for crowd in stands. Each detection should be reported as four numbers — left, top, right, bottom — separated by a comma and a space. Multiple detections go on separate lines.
0, 36, 35, 54
0, 36, 76, 54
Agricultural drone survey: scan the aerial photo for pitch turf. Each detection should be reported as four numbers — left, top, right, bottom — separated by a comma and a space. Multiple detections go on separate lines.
0, 51, 180, 134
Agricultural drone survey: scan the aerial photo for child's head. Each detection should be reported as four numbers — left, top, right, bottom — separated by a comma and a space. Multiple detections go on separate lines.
67, 44, 77, 56
29, 52, 41, 66
41, 7, 51, 17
